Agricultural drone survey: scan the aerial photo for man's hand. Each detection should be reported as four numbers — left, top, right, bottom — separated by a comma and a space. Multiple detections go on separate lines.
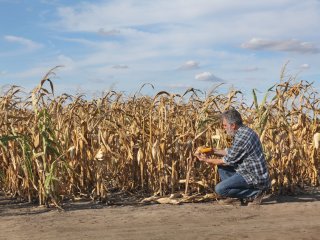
194, 148, 225, 166
199, 156, 211, 164
194, 152, 209, 162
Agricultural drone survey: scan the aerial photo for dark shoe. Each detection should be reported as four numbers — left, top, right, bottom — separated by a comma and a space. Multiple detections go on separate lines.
247, 190, 266, 206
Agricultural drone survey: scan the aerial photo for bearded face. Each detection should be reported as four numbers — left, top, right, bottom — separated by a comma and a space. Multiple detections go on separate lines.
223, 118, 236, 137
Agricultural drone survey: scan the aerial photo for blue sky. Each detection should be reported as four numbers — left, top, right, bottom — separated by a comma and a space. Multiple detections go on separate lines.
0, 0, 319, 98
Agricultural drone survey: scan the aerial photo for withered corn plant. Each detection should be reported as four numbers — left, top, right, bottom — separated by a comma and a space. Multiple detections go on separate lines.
0, 66, 319, 207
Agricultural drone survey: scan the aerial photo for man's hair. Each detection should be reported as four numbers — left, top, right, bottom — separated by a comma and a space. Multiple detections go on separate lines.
222, 109, 243, 126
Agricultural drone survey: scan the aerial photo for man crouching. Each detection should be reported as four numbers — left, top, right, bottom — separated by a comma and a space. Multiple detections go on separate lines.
195, 108, 270, 206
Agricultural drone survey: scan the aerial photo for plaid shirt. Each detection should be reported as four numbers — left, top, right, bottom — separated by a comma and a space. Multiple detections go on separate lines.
223, 125, 270, 189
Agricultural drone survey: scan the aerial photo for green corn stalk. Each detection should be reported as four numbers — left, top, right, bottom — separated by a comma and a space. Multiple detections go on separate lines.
30, 75, 63, 206
18, 135, 37, 202
37, 108, 62, 206
252, 86, 276, 138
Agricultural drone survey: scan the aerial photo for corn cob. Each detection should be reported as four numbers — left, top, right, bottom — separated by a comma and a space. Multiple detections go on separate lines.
198, 147, 213, 154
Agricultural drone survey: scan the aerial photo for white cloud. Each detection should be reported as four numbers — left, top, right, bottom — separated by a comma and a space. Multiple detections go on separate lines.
98, 28, 121, 36
55, 0, 309, 32
54, 55, 76, 71
238, 66, 260, 72
178, 60, 199, 70
300, 63, 310, 69
241, 38, 319, 54
195, 72, 224, 82
54, 36, 99, 48
4, 35, 43, 51
54, 1, 215, 32
0, 70, 7, 76
112, 64, 129, 69
52, 0, 320, 41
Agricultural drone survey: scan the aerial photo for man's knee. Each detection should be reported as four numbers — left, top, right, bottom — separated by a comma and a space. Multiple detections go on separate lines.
215, 182, 227, 197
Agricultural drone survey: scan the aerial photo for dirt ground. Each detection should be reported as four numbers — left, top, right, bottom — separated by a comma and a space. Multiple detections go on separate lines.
1, 191, 320, 240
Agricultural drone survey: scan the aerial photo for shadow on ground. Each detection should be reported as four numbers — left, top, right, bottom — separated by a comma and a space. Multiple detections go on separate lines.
262, 191, 320, 205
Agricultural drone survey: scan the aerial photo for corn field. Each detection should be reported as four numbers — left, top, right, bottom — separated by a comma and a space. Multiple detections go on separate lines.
0, 66, 319, 206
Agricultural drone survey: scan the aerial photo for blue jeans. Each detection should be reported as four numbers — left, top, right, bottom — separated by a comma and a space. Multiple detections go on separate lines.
215, 166, 260, 199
